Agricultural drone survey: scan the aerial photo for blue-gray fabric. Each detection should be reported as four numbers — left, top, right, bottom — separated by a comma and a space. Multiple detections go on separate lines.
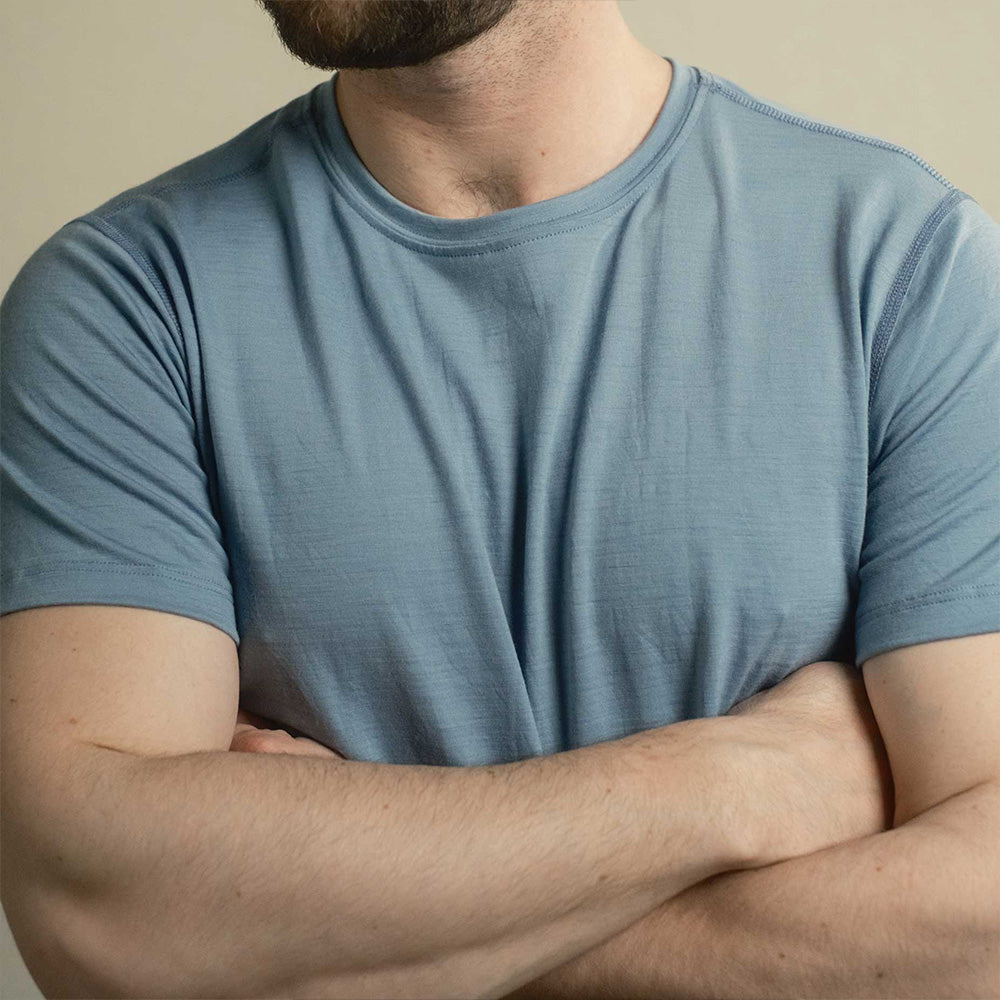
3, 57, 998, 765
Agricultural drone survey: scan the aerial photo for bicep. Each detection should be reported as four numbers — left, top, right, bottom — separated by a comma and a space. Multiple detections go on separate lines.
1, 604, 239, 886
2, 603, 239, 759
862, 632, 1000, 827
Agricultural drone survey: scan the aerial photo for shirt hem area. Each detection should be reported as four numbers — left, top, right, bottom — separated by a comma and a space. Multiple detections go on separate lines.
0, 561, 239, 647
854, 586, 1000, 666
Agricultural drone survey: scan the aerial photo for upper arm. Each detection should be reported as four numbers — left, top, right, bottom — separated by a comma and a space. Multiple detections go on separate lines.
1, 215, 242, 852
855, 196, 999, 828
1, 603, 239, 883
862, 632, 1000, 827
0, 603, 239, 996
0, 190, 241, 989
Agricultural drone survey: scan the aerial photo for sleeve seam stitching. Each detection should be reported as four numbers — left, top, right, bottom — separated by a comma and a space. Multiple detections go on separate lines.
72, 216, 184, 340
857, 583, 1000, 623
867, 188, 972, 428
4, 560, 233, 599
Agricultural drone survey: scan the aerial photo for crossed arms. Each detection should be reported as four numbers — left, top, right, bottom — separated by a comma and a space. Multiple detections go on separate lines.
505, 772, 999, 999
2, 601, 998, 999
253, 632, 1000, 999
503, 632, 1000, 999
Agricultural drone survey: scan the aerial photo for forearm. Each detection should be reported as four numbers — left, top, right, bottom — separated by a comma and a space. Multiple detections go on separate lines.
508, 780, 1000, 999
42, 716, 754, 999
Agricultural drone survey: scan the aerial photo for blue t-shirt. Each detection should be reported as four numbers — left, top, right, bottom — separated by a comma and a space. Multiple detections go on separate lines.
3, 57, 998, 765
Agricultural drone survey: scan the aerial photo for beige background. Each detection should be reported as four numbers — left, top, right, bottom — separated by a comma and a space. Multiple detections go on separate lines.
1, 1, 997, 996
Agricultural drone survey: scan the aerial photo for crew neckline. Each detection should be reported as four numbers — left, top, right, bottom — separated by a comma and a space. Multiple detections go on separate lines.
306, 55, 704, 253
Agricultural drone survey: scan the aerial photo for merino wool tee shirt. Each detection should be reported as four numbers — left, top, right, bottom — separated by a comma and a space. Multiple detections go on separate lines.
3, 57, 999, 765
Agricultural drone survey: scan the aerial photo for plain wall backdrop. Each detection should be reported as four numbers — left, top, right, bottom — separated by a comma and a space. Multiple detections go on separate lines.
1, 1, 997, 996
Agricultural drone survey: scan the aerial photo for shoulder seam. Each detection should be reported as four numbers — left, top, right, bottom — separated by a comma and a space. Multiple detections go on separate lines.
73, 215, 184, 339
701, 73, 955, 189
57, 101, 296, 340
866, 187, 973, 427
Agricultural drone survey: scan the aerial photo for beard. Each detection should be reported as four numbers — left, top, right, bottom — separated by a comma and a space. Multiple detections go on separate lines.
256, 0, 520, 71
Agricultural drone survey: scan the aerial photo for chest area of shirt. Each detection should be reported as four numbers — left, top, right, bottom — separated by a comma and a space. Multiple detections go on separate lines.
216, 332, 867, 660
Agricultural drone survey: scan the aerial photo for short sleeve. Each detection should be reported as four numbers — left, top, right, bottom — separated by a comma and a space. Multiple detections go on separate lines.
1, 218, 239, 645
856, 194, 1000, 665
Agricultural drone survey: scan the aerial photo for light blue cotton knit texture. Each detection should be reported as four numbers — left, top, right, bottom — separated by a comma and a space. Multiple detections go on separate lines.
3, 57, 998, 764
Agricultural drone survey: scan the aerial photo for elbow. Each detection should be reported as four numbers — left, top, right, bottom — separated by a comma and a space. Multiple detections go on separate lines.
2, 876, 125, 999
4, 875, 302, 1000
947, 781, 1000, 997
965, 913, 1000, 999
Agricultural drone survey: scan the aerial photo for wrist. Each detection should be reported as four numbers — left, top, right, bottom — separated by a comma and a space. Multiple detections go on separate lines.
694, 712, 805, 870
702, 715, 779, 870
623, 716, 767, 884
686, 715, 773, 870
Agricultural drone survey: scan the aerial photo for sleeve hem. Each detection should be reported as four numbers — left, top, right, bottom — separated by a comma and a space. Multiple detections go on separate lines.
1, 562, 239, 647
855, 587, 1000, 665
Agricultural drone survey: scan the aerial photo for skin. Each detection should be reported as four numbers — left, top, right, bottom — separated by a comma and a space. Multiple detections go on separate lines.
256, 0, 674, 218
230, 708, 345, 758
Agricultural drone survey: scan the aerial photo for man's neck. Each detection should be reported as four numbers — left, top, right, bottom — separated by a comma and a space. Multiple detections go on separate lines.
332, 6, 673, 219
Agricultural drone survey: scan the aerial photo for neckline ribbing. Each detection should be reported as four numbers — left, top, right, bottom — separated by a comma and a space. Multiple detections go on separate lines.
306, 55, 703, 253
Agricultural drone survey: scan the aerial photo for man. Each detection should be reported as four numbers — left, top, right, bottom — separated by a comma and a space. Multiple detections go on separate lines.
1, 1, 997, 997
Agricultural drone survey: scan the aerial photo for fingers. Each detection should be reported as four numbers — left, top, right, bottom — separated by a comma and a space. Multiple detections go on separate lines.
234, 731, 341, 758
236, 708, 273, 728
232, 707, 348, 759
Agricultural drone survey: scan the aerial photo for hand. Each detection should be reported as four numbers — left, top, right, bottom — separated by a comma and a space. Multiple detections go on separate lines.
230, 708, 347, 760
725, 660, 895, 865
